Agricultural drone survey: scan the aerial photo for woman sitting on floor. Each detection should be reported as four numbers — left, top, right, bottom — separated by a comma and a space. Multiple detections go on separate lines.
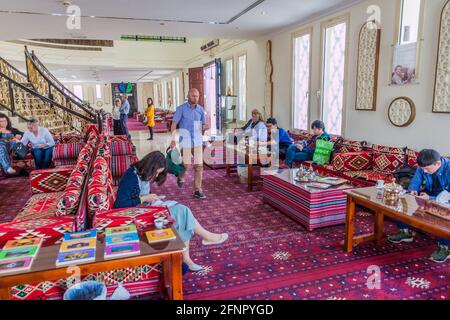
113, 151, 229, 272
0, 113, 23, 175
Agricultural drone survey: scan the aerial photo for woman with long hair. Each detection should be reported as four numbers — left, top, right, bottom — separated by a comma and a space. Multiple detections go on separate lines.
114, 151, 228, 272
145, 97, 155, 140
0, 113, 23, 175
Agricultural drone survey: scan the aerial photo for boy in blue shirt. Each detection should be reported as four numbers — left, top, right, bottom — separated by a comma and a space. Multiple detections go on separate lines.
265, 117, 293, 159
388, 149, 450, 263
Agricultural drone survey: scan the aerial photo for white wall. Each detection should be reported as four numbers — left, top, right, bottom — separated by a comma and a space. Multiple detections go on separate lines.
186, 40, 266, 124
64, 82, 113, 112
267, 0, 450, 154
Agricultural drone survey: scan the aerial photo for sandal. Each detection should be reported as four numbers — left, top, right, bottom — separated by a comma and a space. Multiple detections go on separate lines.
202, 233, 229, 246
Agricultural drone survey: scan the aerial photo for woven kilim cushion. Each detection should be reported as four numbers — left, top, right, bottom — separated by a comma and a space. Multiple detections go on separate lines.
53, 143, 85, 162
0, 217, 74, 247
93, 207, 172, 232
372, 152, 404, 174
10, 263, 162, 300
342, 170, 393, 183
332, 152, 372, 172
111, 155, 138, 186
109, 141, 134, 156
15, 192, 64, 221
406, 149, 419, 167
30, 166, 74, 194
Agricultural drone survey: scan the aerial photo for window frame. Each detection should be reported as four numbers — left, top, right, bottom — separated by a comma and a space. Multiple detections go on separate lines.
291, 26, 313, 131
319, 14, 350, 137
390, 0, 425, 83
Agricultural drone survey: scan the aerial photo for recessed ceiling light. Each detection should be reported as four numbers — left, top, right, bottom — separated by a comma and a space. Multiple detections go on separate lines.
261, 11, 267, 16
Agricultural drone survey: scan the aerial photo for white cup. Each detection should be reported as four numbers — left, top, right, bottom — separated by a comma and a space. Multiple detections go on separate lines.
154, 218, 164, 230
376, 180, 384, 189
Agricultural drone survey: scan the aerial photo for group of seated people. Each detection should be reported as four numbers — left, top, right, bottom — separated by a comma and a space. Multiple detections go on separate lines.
0, 113, 54, 175
237, 109, 449, 263
238, 108, 330, 168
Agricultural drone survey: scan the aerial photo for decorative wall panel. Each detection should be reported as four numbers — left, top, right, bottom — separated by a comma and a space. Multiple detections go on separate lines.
432, 0, 450, 113
355, 21, 381, 111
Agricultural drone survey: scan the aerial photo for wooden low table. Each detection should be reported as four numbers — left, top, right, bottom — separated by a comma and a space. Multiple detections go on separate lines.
344, 187, 450, 253
0, 226, 185, 300
263, 168, 355, 230
225, 144, 272, 192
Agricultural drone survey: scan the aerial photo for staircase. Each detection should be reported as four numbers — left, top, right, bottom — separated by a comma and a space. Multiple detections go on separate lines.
0, 48, 99, 135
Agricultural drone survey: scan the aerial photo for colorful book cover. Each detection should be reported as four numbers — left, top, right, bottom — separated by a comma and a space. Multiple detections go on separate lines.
105, 232, 139, 246
0, 257, 33, 275
104, 242, 140, 260
56, 249, 96, 267
0, 246, 39, 260
105, 225, 137, 236
3, 238, 42, 250
63, 230, 97, 242
60, 238, 97, 252
145, 228, 176, 244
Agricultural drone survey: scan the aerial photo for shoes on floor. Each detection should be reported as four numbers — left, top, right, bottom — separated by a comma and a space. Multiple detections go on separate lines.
147, 137, 153, 141
6, 167, 16, 175
177, 178, 184, 188
429, 244, 450, 263
202, 233, 229, 246
187, 263, 204, 272
388, 229, 414, 244
194, 191, 206, 199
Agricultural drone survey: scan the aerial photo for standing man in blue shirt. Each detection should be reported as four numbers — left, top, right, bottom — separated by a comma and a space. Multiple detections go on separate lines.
170, 88, 208, 199
388, 149, 450, 263
119, 94, 130, 136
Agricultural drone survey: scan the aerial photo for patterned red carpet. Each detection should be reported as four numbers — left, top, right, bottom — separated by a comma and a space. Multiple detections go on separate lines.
127, 118, 149, 131
0, 169, 448, 300
0, 176, 31, 223
152, 168, 449, 300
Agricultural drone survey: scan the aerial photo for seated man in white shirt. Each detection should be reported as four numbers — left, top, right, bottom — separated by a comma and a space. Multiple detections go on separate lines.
21, 119, 55, 170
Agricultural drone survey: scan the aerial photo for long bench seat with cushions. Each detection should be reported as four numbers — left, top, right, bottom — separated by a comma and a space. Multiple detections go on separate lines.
5, 141, 169, 300
0, 138, 97, 248
288, 130, 420, 185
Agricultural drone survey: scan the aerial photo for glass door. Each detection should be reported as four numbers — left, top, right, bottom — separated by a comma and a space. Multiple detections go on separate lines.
203, 59, 222, 137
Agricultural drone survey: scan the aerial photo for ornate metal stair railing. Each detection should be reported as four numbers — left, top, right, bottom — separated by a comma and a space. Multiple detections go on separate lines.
0, 72, 96, 134
25, 47, 96, 118
0, 56, 28, 84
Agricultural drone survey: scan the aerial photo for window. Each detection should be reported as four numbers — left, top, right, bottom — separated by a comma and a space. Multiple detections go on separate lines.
399, 0, 421, 45
321, 20, 348, 136
225, 59, 234, 96
95, 84, 102, 99
237, 54, 247, 121
292, 31, 311, 130
73, 85, 83, 100
175, 77, 180, 108
162, 82, 168, 109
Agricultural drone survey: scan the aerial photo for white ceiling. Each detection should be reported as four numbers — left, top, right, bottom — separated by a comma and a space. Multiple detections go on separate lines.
9, 60, 178, 83
0, 0, 363, 40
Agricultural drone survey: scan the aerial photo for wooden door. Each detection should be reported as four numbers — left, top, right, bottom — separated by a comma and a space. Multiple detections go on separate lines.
188, 67, 204, 107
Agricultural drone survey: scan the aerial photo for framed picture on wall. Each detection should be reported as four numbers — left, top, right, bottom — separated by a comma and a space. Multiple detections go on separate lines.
390, 43, 417, 86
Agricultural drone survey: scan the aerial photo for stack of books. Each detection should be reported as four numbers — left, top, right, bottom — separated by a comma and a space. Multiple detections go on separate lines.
0, 238, 42, 275
104, 225, 140, 260
56, 230, 97, 267
145, 228, 176, 244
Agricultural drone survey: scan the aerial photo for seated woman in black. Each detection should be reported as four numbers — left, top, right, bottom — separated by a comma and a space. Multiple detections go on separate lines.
114, 151, 228, 272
